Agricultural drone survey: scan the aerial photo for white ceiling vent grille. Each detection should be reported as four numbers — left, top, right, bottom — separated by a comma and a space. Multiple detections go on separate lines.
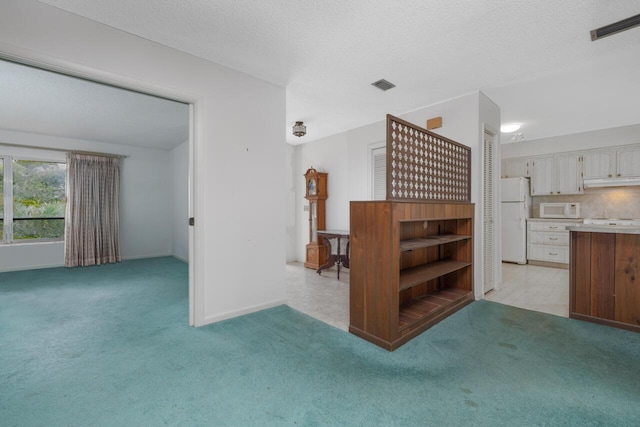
371, 79, 396, 91
591, 13, 640, 41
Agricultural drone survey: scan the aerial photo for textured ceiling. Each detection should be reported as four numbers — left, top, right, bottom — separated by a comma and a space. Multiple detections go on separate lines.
21, 1, 640, 145
0, 60, 189, 150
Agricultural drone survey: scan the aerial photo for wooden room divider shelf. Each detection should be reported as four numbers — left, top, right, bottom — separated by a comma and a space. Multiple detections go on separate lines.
398, 287, 470, 330
349, 201, 474, 351
349, 115, 473, 351
399, 234, 471, 251
398, 259, 472, 290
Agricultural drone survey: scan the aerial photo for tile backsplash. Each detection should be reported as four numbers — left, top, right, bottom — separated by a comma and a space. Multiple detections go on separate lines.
532, 187, 640, 219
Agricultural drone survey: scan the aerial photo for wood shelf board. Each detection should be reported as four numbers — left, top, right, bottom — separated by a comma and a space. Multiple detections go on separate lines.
399, 260, 471, 291
398, 287, 472, 330
399, 235, 471, 251
398, 216, 472, 222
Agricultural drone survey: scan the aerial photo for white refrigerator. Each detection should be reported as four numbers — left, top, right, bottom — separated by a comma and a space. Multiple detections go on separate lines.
501, 177, 531, 264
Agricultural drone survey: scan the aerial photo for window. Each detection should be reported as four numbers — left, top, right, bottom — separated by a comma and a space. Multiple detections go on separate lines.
1, 157, 67, 243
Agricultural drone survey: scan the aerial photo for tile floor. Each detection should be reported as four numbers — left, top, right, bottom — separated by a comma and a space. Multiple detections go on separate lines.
286, 262, 350, 331
485, 262, 569, 317
285, 261, 570, 332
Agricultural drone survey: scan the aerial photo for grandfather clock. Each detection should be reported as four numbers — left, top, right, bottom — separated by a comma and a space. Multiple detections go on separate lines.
304, 167, 328, 269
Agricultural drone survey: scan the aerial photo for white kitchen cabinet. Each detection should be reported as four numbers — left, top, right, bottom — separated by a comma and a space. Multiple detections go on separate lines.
527, 219, 582, 267
528, 231, 569, 245
555, 154, 583, 194
617, 145, 640, 177
509, 143, 640, 196
502, 157, 530, 178
581, 145, 640, 179
530, 155, 582, 195
528, 245, 569, 264
582, 150, 614, 179
530, 156, 555, 195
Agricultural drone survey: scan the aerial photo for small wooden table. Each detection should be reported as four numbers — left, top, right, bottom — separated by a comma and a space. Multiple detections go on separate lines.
316, 230, 350, 279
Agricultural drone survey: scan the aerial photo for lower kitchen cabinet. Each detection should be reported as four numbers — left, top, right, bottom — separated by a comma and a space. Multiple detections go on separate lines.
527, 219, 582, 267
570, 231, 640, 333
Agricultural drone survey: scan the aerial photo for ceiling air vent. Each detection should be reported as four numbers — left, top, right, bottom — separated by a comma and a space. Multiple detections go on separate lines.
591, 13, 640, 41
371, 79, 396, 91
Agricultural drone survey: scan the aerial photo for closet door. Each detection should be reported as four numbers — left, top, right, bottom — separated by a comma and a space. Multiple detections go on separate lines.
371, 146, 386, 200
483, 131, 496, 293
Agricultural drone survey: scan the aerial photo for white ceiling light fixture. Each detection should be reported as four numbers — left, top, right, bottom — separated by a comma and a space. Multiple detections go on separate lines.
510, 133, 525, 142
501, 123, 521, 133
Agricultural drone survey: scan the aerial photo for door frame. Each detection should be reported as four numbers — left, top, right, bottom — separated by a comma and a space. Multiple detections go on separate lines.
0, 44, 200, 325
482, 125, 500, 294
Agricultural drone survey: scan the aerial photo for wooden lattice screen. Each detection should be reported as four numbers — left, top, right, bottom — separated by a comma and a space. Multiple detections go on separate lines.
386, 114, 471, 202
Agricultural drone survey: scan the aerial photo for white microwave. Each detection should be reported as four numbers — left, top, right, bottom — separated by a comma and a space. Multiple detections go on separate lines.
539, 202, 581, 219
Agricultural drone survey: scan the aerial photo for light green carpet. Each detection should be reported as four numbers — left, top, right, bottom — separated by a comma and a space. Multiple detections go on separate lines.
1, 257, 639, 426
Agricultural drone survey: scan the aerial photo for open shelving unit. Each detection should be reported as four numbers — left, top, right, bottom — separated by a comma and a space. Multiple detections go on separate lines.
348, 115, 473, 350
349, 201, 474, 350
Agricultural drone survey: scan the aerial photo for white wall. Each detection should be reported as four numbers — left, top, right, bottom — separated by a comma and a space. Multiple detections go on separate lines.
501, 123, 640, 159
291, 92, 501, 299
0, 129, 175, 272
0, 0, 286, 326
171, 141, 189, 262
285, 143, 298, 262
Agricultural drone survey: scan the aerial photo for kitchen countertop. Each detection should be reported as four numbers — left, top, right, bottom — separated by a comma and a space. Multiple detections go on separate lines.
567, 224, 640, 234
527, 218, 583, 222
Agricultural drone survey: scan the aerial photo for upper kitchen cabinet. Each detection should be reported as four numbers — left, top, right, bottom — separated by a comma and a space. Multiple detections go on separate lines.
530, 156, 554, 195
530, 154, 583, 196
582, 146, 640, 179
582, 150, 614, 179
617, 145, 640, 177
501, 157, 531, 178
556, 154, 583, 194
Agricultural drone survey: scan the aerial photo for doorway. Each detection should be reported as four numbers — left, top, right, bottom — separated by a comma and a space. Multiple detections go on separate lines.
0, 57, 196, 324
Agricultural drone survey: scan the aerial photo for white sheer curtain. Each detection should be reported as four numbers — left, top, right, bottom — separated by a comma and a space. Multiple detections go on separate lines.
65, 153, 121, 267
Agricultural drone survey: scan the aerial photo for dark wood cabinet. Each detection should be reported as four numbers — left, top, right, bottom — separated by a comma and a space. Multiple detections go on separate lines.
614, 234, 640, 326
349, 201, 474, 350
570, 231, 640, 332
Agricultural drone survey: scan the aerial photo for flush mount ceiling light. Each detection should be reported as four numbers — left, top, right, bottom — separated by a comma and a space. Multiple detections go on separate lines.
510, 133, 525, 142
371, 79, 396, 91
292, 121, 306, 137
500, 123, 521, 133
591, 13, 640, 41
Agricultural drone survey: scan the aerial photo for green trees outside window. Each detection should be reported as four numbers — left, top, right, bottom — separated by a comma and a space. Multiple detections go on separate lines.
13, 160, 66, 240
1, 158, 66, 242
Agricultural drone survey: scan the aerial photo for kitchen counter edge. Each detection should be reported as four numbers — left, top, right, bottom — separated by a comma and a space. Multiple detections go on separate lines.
526, 218, 583, 222
567, 224, 640, 234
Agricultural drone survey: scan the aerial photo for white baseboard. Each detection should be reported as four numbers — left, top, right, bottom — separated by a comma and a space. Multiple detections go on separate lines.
129, 254, 187, 263
0, 262, 64, 273
199, 299, 287, 326
172, 254, 188, 263
121, 253, 173, 261
0, 254, 179, 273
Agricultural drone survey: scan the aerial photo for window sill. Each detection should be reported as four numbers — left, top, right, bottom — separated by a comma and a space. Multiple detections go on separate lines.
0, 240, 64, 246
